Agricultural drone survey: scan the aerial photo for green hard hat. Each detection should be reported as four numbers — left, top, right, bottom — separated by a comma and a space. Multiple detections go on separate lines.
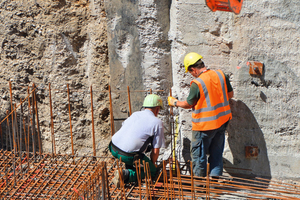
143, 94, 163, 109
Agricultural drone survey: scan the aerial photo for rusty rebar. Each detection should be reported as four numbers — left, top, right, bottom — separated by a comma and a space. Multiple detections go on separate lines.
0, 87, 36, 125
19, 100, 23, 173
127, 86, 132, 116
9, 81, 16, 152
108, 85, 115, 136
206, 163, 210, 199
48, 83, 56, 156
13, 104, 19, 154
190, 161, 195, 200
33, 84, 42, 155
67, 84, 74, 156
0, 124, 2, 149
135, 159, 142, 200
1, 82, 300, 199
28, 87, 36, 158
90, 85, 96, 157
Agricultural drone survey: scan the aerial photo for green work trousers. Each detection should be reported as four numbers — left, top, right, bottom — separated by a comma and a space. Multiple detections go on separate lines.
108, 143, 157, 183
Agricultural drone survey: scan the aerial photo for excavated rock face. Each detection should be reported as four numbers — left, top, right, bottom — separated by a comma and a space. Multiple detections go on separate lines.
0, 0, 111, 156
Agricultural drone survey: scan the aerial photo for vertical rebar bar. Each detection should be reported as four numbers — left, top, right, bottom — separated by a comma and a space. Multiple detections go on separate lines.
19, 101, 23, 173
169, 159, 174, 199
116, 160, 125, 200
108, 85, 115, 136
22, 112, 28, 173
9, 81, 16, 152
28, 87, 36, 159
101, 163, 106, 200
206, 163, 210, 200
127, 86, 132, 116
26, 114, 30, 172
163, 160, 169, 199
176, 160, 183, 199
31, 86, 37, 157
104, 162, 111, 200
143, 160, 149, 199
190, 161, 195, 200
49, 83, 56, 156
6, 111, 12, 151
33, 84, 42, 155
146, 162, 153, 200
67, 84, 74, 156
135, 159, 142, 200
5, 116, 8, 150
13, 104, 19, 155
90, 85, 96, 157
0, 123, 2, 149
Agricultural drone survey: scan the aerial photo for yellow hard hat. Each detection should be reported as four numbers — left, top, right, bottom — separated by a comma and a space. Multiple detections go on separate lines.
183, 52, 203, 72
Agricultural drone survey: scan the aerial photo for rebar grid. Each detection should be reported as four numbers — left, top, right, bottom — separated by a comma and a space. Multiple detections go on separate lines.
1, 150, 300, 199
109, 160, 300, 200
1, 82, 300, 199
0, 150, 116, 199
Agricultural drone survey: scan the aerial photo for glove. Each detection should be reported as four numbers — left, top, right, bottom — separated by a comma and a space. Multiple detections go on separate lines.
168, 96, 178, 107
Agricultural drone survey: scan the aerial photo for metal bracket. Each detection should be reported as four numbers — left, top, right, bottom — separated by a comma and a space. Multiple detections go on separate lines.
247, 61, 263, 76
245, 146, 259, 158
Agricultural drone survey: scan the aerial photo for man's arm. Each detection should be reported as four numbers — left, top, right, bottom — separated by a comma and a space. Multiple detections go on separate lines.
176, 100, 194, 109
224, 73, 234, 99
150, 148, 160, 164
168, 82, 198, 109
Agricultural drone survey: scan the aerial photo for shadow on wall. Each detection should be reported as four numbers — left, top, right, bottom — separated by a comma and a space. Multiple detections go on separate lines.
0, 107, 43, 154
180, 99, 271, 185
225, 99, 271, 181
181, 137, 192, 175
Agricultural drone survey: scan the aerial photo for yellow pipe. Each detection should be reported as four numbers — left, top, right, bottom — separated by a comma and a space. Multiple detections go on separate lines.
172, 116, 179, 172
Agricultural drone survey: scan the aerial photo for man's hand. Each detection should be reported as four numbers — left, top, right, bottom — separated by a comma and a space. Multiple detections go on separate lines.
168, 96, 178, 107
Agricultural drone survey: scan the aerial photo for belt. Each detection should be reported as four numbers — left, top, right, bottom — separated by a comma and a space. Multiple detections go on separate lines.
110, 141, 136, 157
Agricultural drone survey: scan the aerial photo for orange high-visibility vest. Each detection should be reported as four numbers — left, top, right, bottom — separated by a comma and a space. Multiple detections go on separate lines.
191, 69, 232, 131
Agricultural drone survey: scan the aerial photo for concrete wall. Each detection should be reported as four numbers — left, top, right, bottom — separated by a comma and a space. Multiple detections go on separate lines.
169, 0, 300, 180
106, 0, 300, 181
105, 0, 173, 133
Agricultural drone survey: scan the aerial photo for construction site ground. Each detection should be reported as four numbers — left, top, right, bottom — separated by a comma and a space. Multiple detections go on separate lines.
0, 81, 300, 199
1, 149, 300, 199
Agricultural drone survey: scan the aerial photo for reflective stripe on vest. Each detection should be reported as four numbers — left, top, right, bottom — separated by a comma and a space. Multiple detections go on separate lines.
191, 70, 232, 130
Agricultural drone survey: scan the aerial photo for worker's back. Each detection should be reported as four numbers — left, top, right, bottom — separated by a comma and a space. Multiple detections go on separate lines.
112, 109, 165, 153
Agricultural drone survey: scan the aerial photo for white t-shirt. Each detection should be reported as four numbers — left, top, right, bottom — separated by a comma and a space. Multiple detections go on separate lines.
112, 109, 165, 153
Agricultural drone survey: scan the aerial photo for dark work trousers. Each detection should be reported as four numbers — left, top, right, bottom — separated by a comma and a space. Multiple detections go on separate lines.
191, 121, 229, 177
109, 143, 157, 183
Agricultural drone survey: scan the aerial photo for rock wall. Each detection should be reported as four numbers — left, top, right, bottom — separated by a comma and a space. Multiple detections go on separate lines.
0, 0, 110, 156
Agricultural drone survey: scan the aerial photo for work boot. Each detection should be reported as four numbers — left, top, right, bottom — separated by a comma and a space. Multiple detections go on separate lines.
112, 169, 129, 188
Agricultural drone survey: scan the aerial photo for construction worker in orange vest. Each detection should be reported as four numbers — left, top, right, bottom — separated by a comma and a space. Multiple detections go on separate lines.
168, 52, 233, 179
